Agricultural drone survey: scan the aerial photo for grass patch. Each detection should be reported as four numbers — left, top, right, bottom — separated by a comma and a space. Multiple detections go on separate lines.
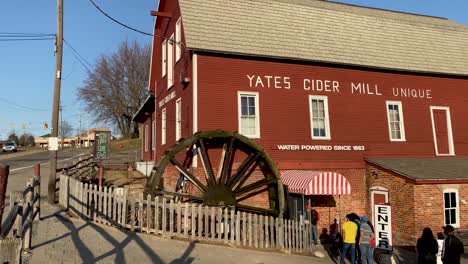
110, 138, 141, 152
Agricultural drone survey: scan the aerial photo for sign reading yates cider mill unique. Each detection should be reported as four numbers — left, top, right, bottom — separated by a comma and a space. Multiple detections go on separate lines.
246, 75, 432, 99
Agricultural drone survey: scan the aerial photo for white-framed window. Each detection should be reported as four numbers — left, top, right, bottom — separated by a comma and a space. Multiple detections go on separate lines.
386, 101, 406, 141
309, 95, 331, 140
444, 189, 460, 228
162, 39, 167, 77
176, 18, 182, 62
238, 91, 260, 138
152, 121, 156, 150
176, 98, 182, 141
161, 108, 167, 145
144, 124, 149, 152
167, 34, 174, 88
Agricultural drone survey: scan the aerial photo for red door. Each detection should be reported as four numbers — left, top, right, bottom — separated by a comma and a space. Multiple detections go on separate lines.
432, 109, 450, 155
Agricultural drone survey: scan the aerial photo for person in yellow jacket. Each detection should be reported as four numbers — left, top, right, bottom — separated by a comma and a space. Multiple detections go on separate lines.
341, 214, 358, 264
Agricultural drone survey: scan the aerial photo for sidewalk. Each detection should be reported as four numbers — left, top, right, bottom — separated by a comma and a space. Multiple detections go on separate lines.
30, 202, 329, 264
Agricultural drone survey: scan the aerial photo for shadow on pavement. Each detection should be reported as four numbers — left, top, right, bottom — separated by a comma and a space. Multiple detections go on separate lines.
169, 241, 196, 264
33, 209, 198, 264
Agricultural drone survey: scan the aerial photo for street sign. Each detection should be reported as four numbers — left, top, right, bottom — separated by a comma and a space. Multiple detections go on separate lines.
48, 137, 59, 151
94, 131, 111, 160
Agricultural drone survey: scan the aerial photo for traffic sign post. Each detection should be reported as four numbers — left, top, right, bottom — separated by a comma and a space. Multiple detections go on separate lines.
94, 131, 111, 187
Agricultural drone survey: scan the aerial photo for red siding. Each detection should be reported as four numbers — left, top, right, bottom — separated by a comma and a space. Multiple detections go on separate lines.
197, 54, 468, 169
146, 0, 194, 161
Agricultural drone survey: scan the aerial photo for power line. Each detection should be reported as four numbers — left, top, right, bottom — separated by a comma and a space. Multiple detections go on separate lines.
0, 97, 49, 111
87, 0, 153, 36
63, 39, 93, 74
0, 37, 55, 42
0, 32, 54, 36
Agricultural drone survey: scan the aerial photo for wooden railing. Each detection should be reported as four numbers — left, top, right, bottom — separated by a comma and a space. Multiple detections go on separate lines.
57, 155, 97, 180
59, 174, 315, 254
0, 169, 41, 263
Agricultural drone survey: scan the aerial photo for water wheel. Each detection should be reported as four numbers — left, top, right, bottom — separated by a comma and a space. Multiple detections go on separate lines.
146, 130, 285, 217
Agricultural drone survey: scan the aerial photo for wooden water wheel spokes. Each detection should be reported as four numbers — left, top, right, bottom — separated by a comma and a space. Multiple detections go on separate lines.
146, 130, 285, 217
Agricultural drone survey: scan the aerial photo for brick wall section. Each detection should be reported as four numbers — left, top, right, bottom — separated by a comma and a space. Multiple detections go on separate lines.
366, 164, 415, 246
413, 184, 468, 241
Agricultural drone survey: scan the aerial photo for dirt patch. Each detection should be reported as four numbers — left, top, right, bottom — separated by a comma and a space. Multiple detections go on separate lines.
103, 168, 147, 199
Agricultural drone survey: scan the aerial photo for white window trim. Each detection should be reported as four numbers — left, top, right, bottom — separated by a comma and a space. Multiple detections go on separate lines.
430, 106, 455, 156
175, 18, 182, 62
144, 124, 149, 152
167, 34, 174, 89
443, 188, 460, 228
386, 101, 406, 142
162, 40, 167, 77
176, 98, 182, 141
152, 121, 156, 150
237, 91, 260, 139
161, 108, 167, 146
370, 187, 389, 225
309, 95, 331, 140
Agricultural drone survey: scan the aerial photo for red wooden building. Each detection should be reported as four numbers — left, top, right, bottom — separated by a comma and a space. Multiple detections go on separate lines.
133, 0, 468, 246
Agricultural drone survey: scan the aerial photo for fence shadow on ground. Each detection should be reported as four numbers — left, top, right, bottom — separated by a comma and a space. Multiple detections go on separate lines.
33, 209, 176, 263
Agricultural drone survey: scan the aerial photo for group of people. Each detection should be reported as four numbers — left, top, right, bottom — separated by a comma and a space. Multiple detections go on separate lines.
308, 208, 465, 264
416, 225, 464, 264
339, 213, 375, 264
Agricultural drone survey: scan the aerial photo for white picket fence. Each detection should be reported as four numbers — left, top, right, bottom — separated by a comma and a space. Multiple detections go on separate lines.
59, 174, 315, 254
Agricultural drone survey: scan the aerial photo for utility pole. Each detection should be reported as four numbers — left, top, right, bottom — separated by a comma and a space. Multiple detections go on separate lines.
60, 102, 63, 148
48, 0, 63, 204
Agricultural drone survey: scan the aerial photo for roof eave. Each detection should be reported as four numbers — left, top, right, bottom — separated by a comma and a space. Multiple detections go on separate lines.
132, 95, 155, 123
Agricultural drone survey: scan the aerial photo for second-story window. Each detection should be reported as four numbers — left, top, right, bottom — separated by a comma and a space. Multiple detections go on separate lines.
161, 108, 167, 145
176, 18, 182, 62
167, 34, 174, 88
176, 98, 182, 141
386, 101, 406, 141
238, 92, 260, 138
309, 95, 330, 140
162, 40, 167, 77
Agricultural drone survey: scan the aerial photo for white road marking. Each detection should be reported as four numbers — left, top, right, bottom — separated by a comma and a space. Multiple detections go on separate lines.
10, 153, 87, 172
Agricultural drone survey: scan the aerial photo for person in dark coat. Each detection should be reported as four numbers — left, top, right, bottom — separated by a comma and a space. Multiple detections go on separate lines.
442, 225, 464, 264
416, 227, 438, 264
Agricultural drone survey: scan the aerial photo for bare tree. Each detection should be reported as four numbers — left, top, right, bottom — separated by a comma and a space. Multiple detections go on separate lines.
59, 120, 74, 138
78, 40, 150, 138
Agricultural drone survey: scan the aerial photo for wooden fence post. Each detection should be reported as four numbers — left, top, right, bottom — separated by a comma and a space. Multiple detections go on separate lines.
33, 164, 41, 221
23, 179, 33, 250
13, 192, 23, 239
0, 164, 10, 234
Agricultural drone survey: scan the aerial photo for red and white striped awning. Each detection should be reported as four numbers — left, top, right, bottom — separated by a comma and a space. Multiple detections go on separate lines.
281, 170, 351, 195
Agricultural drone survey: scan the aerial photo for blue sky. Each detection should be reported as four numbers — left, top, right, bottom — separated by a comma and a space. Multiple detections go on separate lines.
0, 0, 467, 140
0, 0, 156, 139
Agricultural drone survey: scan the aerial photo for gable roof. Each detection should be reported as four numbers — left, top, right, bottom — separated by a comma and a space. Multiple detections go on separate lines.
179, 0, 468, 76
366, 158, 468, 181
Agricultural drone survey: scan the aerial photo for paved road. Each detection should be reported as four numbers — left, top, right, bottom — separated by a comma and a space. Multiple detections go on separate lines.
1, 147, 90, 208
